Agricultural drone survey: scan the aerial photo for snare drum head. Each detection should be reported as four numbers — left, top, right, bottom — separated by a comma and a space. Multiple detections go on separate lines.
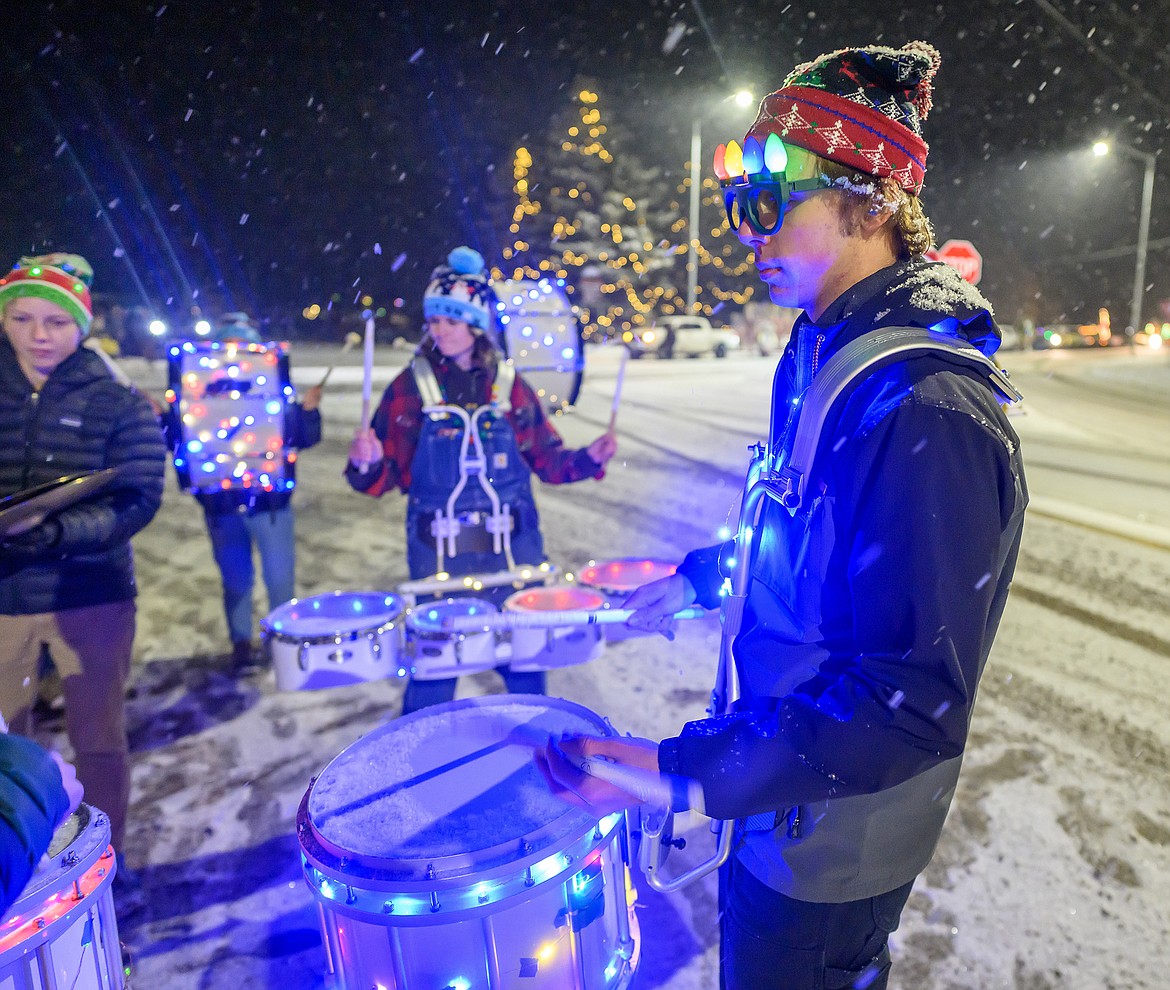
306, 695, 612, 878
579, 557, 677, 594
263, 590, 403, 637
406, 596, 498, 634
503, 585, 606, 612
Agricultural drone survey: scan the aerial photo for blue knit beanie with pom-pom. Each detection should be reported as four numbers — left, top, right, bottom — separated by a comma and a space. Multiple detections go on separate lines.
422, 246, 497, 334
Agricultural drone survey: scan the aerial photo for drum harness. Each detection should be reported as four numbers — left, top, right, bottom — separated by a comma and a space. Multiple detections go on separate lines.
636, 326, 1022, 893
412, 356, 520, 574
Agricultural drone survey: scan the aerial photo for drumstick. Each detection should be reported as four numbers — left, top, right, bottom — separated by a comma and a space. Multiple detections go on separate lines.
360, 315, 375, 426
357, 315, 376, 474
607, 347, 629, 435
317, 330, 363, 389
551, 742, 706, 812
441, 605, 705, 633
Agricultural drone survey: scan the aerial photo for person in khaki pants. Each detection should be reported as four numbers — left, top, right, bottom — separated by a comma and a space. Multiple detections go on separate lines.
0, 253, 165, 870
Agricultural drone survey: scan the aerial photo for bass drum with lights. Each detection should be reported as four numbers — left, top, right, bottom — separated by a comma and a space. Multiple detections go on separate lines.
297, 694, 639, 990
0, 803, 124, 989
495, 278, 584, 414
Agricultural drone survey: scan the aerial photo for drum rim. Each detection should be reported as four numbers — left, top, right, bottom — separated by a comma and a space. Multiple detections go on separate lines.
405, 596, 499, 637
502, 585, 608, 611
301, 695, 614, 881
578, 556, 679, 593
0, 803, 112, 936
261, 589, 404, 645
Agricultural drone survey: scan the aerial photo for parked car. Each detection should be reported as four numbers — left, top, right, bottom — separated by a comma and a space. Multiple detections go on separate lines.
628, 316, 740, 359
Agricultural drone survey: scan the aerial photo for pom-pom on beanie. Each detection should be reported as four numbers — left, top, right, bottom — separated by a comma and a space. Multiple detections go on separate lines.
422, 246, 497, 333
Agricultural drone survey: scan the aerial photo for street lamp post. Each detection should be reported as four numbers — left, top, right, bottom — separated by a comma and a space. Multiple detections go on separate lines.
686, 90, 755, 313
1093, 141, 1157, 342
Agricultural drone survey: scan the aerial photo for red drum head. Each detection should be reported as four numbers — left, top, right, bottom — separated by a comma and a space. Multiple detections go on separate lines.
578, 558, 677, 595
503, 586, 606, 613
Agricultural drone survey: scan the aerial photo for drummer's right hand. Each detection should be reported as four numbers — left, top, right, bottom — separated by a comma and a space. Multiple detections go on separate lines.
348, 428, 382, 469
49, 751, 84, 825
623, 573, 697, 641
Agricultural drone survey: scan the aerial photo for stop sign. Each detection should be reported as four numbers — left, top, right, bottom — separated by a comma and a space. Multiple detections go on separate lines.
929, 239, 983, 285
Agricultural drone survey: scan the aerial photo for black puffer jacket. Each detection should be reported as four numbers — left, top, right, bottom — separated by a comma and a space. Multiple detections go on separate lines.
0, 336, 166, 614
664, 258, 1028, 902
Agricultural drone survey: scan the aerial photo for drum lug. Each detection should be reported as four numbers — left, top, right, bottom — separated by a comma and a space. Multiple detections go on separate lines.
382, 899, 394, 914
429, 891, 441, 913
345, 885, 357, 905
299, 642, 311, 671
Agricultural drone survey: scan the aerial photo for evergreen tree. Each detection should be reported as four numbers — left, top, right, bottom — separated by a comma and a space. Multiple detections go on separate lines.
497, 79, 681, 341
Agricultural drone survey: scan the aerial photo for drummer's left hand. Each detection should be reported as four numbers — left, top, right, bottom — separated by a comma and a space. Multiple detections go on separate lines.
301, 384, 324, 411
536, 732, 658, 815
587, 432, 617, 466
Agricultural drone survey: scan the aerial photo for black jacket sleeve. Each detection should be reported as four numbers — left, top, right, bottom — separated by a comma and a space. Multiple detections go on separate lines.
0, 735, 69, 913
5, 389, 167, 561
660, 401, 1017, 820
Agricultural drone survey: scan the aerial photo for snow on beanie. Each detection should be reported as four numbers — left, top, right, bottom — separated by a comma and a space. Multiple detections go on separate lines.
0, 253, 94, 333
747, 41, 941, 194
422, 246, 497, 334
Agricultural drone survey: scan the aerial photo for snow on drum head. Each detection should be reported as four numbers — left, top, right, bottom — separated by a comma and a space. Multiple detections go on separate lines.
297, 694, 640, 989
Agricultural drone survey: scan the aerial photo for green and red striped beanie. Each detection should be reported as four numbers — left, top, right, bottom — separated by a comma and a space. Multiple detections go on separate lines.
0, 253, 94, 333
747, 41, 941, 194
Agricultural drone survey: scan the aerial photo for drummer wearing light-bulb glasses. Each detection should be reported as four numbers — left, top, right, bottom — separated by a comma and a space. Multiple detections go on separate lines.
346, 247, 617, 715
538, 40, 1027, 990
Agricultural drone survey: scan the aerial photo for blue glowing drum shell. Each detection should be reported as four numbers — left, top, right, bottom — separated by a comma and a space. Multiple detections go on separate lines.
405, 597, 500, 681
297, 695, 640, 990
261, 590, 405, 691
0, 804, 124, 989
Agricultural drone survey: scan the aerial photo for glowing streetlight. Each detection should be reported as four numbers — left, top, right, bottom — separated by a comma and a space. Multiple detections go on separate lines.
687, 89, 756, 312
1093, 140, 1156, 343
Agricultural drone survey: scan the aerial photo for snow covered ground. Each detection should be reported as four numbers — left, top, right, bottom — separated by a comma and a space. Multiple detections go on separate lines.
26, 343, 1170, 988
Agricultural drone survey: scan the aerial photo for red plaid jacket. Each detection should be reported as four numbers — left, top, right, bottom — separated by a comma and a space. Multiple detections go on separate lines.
346, 345, 602, 497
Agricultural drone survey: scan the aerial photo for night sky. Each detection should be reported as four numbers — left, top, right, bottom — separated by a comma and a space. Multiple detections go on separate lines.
4, 0, 1168, 335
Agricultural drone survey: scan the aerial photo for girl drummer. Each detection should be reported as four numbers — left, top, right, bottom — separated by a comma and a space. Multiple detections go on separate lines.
345, 247, 616, 714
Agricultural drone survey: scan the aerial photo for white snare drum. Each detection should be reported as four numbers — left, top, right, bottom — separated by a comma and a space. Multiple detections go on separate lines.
579, 558, 678, 642
406, 597, 499, 681
261, 590, 405, 691
0, 803, 123, 989
298, 695, 639, 990
502, 585, 607, 671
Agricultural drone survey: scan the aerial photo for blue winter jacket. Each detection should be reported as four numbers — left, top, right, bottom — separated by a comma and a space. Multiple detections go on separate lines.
660, 257, 1028, 902
0, 735, 69, 916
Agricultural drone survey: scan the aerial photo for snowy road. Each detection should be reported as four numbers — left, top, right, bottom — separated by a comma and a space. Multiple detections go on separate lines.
39, 343, 1170, 988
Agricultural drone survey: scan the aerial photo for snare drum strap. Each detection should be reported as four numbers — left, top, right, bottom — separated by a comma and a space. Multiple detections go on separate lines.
411, 357, 516, 419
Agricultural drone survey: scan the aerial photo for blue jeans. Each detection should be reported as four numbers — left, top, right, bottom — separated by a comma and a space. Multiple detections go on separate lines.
204, 505, 296, 643
401, 666, 546, 715
719, 855, 913, 990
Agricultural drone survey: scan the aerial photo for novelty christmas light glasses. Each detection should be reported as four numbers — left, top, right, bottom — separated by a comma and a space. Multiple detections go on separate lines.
714, 134, 829, 236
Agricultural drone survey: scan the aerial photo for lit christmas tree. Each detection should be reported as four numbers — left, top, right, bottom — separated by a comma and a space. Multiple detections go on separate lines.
498, 80, 683, 341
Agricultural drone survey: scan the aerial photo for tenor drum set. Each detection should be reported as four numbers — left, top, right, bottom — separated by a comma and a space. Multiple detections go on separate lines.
278, 557, 690, 988
260, 557, 680, 693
